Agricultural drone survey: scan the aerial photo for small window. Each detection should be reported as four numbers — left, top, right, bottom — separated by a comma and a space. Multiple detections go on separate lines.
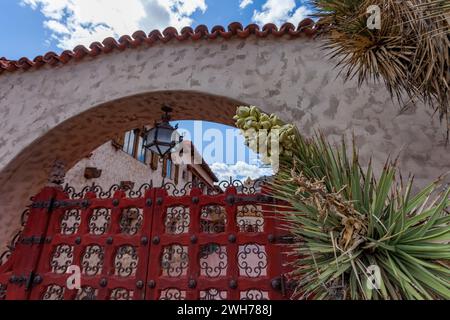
136, 136, 146, 163
166, 159, 172, 179
123, 130, 136, 156
122, 129, 146, 164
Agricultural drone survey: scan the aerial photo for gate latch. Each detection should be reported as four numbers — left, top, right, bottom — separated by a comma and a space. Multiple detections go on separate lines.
271, 275, 297, 297
271, 275, 287, 296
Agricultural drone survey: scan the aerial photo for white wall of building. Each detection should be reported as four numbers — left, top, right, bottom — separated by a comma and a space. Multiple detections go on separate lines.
65, 139, 217, 192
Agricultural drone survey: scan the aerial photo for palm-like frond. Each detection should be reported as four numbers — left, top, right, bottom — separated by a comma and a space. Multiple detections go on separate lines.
271, 130, 450, 299
234, 106, 450, 300
311, 0, 450, 135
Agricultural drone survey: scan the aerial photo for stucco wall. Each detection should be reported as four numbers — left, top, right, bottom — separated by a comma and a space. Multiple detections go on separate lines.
65, 142, 167, 191
0, 35, 448, 250
64, 140, 216, 191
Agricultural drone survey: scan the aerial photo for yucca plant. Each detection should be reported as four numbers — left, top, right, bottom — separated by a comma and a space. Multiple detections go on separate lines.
311, 0, 450, 135
235, 106, 450, 299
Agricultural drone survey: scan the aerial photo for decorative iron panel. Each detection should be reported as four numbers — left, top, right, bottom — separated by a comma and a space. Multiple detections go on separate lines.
0, 180, 293, 300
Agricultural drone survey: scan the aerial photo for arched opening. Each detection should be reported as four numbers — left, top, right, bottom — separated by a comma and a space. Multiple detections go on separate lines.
0, 90, 270, 250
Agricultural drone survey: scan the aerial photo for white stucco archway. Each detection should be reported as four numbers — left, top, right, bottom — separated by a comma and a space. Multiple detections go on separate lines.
0, 28, 448, 249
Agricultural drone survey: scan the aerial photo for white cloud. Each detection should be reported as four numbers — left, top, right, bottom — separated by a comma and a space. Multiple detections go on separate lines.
44, 20, 70, 34
21, 0, 207, 49
239, 0, 253, 9
252, 0, 311, 26
210, 161, 273, 182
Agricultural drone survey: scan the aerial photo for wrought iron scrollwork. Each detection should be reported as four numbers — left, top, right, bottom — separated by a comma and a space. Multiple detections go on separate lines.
199, 244, 228, 278
162, 180, 217, 196
114, 246, 138, 277
241, 289, 269, 300
50, 244, 74, 274
237, 205, 264, 232
110, 288, 133, 300
165, 207, 190, 234
89, 208, 111, 235
0, 238, 15, 266
217, 177, 268, 194
63, 178, 268, 200
64, 183, 121, 199
75, 286, 97, 300
238, 244, 268, 278
95, 184, 121, 199
127, 183, 152, 198
163, 182, 191, 197
82, 245, 104, 276
63, 184, 92, 200
0, 208, 30, 266
200, 205, 226, 233
64, 182, 154, 199
120, 208, 143, 235
200, 288, 227, 300
161, 245, 189, 277
159, 288, 185, 300
42, 285, 65, 300
20, 208, 30, 227
0, 284, 6, 300
61, 209, 81, 235
0, 249, 11, 266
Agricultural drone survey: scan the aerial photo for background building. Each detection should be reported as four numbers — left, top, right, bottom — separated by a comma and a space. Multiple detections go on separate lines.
65, 128, 218, 192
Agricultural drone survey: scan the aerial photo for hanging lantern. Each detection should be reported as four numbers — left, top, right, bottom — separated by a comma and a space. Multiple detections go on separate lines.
144, 105, 183, 157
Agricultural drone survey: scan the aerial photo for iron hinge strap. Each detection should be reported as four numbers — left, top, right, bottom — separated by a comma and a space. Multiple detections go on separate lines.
20, 235, 52, 245
31, 199, 91, 211
226, 194, 276, 205
9, 271, 43, 291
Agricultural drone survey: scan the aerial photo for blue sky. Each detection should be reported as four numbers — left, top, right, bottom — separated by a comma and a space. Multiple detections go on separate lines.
0, 0, 312, 60
173, 121, 273, 181
0, 0, 312, 181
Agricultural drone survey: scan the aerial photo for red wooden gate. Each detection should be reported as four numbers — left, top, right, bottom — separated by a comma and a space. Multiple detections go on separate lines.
0, 181, 293, 300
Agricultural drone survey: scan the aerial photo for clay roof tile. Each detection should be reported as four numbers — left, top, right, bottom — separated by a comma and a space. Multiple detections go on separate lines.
0, 20, 317, 75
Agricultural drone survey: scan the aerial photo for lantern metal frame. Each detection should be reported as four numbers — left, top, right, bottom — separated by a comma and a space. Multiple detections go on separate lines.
144, 105, 183, 157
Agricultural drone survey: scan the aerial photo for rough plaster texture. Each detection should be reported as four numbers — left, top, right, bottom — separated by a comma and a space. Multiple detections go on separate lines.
65, 142, 166, 191
0, 35, 448, 250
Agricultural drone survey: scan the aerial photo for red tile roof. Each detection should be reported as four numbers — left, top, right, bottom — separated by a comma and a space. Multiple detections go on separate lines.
0, 20, 317, 75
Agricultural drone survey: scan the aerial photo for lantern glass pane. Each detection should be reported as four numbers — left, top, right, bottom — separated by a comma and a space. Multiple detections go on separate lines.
145, 127, 157, 144
147, 145, 160, 155
157, 125, 174, 144
158, 144, 172, 156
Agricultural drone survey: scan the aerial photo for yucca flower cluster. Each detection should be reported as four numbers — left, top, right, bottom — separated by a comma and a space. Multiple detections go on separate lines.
233, 106, 297, 162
